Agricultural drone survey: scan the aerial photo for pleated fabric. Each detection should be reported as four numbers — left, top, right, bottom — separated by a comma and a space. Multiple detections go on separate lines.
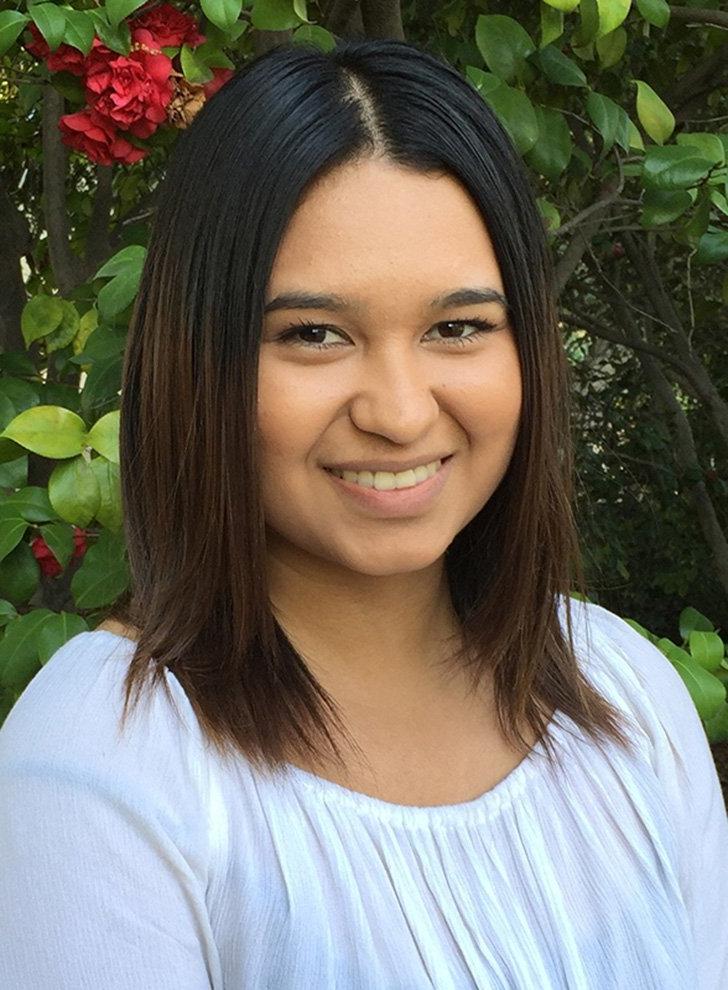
1, 598, 726, 989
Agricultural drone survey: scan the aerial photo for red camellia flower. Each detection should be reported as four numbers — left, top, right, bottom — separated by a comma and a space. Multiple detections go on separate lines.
59, 108, 148, 165
24, 23, 88, 76
30, 527, 89, 579
129, 1, 206, 49
202, 67, 234, 100
84, 27, 173, 139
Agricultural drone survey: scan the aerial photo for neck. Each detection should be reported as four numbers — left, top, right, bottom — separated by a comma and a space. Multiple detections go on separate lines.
265, 540, 464, 701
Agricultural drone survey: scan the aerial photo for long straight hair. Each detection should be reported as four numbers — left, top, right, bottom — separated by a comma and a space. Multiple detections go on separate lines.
106, 38, 633, 776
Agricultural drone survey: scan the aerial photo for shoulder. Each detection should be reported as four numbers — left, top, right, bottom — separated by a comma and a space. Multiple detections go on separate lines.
0, 629, 211, 833
559, 596, 712, 767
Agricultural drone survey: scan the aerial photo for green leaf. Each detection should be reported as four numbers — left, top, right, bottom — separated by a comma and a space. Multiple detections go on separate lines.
251, 0, 301, 31
0, 11, 30, 57
689, 630, 725, 673
695, 229, 728, 266
658, 638, 726, 722
88, 458, 123, 532
29, 3, 66, 51
62, 9, 95, 56
709, 188, 728, 217
1, 487, 55, 524
71, 528, 129, 609
574, 0, 600, 45
39, 521, 75, 570
0, 600, 19, 628
586, 91, 629, 153
97, 270, 141, 321
641, 188, 693, 226
292, 23, 335, 51
48, 456, 100, 528
537, 196, 562, 233
482, 84, 539, 155
465, 67, 503, 97
542, 0, 580, 10
0, 406, 87, 459
45, 301, 80, 355
634, 79, 674, 145
201, 0, 244, 32
86, 411, 120, 463
0, 542, 39, 607
642, 146, 714, 189
181, 44, 214, 84
627, 117, 644, 150
525, 106, 573, 180
683, 190, 712, 245
292, 0, 310, 22
636, 0, 670, 28
596, 0, 631, 37
105, 0, 147, 30
21, 295, 65, 348
476, 14, 535, 84
595, 26, 626, 67
539, 2, 564, 48
0, 609, 55, 692
675, 133, 725, 168
535, 45, 587, 86
35, 611, 89, 666
0, 509, 28, 565
86, 10, 130, 56
93, 245, 146, 280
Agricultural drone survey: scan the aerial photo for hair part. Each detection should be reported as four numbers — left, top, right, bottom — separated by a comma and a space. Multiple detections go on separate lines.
104, 37, 634, 781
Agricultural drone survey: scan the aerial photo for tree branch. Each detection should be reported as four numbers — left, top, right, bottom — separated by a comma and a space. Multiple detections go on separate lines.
83, 164, 115, 281
42, 84, 85, 294
360, 0, 404, 39
0, 172, 32, 353
669, 6, 728, 30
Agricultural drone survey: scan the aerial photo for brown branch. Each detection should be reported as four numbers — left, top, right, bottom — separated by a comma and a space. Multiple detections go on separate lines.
668, 6, 728, 30
41, 84, 85, 294
360, 0, 404, 39
0, 172, 32, 353
561, 307, 690, 373
324, 0, 362, 36
554, 156, 624, 238
609, 289, 728, 597
83, 164, 115, 281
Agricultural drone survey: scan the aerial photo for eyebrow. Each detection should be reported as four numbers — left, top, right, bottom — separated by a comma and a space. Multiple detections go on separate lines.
263, 286, 509, 315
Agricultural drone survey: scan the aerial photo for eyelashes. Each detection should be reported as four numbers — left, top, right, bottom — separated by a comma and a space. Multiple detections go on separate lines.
275, 317, 500, 351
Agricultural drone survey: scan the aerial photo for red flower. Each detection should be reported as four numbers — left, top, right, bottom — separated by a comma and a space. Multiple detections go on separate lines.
202, 67, 234, 100
84, 27, 173, 139
30, 527, 89, 579
24, 23, 88, 76
129, 1, 206, 49
59, 108, 148, 165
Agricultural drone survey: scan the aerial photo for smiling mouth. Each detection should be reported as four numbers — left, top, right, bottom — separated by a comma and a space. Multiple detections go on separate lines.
324, 456, 451, 491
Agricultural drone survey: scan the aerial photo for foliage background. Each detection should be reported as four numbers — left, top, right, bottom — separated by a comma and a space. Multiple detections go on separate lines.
0, 0, 727, 751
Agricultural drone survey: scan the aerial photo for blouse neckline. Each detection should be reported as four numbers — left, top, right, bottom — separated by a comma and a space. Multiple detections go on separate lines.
87, 627, 567, 827
276, 710, 567, 827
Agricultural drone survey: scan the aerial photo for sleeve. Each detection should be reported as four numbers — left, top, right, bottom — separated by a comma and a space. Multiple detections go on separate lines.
0, 635, 221, 990
588, 603, 728, 990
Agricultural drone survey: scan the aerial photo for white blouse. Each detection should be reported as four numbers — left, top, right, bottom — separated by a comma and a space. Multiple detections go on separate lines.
0, 598, 726, 989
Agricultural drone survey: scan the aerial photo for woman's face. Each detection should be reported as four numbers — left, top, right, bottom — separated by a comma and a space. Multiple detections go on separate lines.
257, 158, 522, 577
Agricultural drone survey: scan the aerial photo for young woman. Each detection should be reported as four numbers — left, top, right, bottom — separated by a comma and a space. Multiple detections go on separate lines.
1, 38, 726, 990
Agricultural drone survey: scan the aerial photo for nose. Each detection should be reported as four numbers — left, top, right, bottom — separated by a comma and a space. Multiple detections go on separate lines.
347, 346, 441, 445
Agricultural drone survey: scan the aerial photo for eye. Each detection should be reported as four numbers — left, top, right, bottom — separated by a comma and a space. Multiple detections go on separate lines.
424, 318, 499, 347
274, 316, 501, 351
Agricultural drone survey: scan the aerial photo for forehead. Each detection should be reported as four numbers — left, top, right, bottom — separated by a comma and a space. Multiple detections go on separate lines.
267, 159, 503, 299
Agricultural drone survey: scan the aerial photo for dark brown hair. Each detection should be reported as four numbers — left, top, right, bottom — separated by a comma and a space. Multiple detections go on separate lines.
104, 37, 634, 778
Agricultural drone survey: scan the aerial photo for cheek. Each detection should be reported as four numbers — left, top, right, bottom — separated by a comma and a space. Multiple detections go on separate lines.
256, 360, 333, 468
446, 348, 522, 441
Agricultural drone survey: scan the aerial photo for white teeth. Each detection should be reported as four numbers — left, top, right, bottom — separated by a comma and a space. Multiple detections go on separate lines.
331, 459, 442, 490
